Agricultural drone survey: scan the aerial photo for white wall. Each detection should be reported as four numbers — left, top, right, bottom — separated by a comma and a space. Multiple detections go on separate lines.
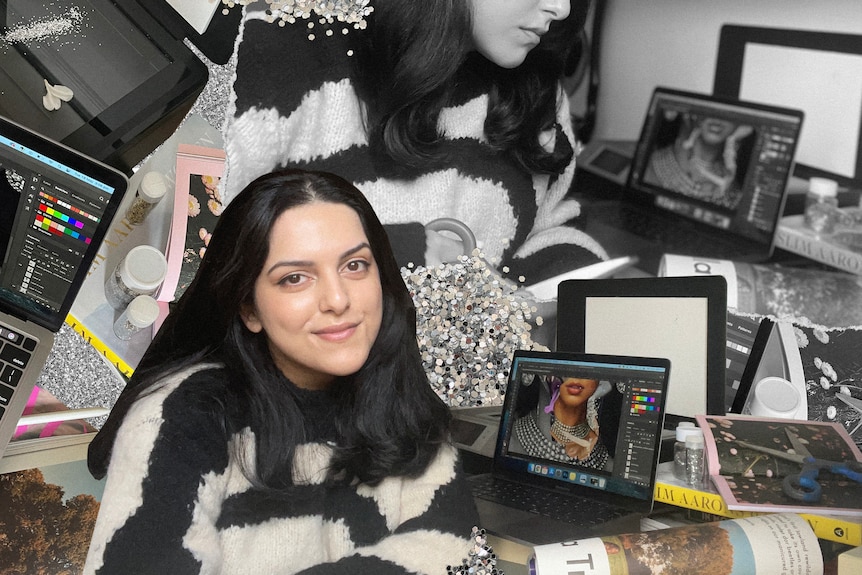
592, 0, 862, 141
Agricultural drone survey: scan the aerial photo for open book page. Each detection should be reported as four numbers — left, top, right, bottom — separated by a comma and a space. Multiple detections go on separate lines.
697, 415, 862, 517
530, 513, 822, 575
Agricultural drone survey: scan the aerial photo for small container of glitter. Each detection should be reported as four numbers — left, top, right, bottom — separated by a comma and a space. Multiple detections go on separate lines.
125, 171, 168, 225
113, 295, 160, 341
104, 245, 167, 310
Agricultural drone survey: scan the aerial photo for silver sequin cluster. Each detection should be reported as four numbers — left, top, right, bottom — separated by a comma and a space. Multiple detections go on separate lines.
447, 527, 502, 575
403, 253, 547, 408
222, 0, 373, 37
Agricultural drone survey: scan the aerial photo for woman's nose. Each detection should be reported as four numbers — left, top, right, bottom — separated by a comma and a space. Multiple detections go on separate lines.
318, 275, 349, 313
544, 0, 571, 21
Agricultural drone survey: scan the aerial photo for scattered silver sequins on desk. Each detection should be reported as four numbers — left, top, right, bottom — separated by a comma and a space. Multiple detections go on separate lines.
403, 253, 547, 408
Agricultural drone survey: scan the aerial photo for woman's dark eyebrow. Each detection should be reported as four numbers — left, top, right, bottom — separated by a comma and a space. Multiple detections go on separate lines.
265, 242, 372, 275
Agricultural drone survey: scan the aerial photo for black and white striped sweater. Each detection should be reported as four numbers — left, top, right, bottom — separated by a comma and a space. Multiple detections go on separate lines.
223, 9, 607, 282
83, 365, 479, 575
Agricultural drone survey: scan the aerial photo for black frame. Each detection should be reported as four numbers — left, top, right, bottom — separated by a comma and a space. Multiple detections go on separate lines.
713, 24, 862, 189
556, 276, 728, 426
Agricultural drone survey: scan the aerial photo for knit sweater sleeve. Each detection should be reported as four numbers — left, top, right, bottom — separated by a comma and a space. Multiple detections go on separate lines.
83, 366, 231, 575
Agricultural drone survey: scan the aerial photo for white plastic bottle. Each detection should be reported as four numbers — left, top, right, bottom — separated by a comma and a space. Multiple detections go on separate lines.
113, 295, 160, 340
104, 245, 167, 310
803, 177, 839, 235
673, 422, 700, 481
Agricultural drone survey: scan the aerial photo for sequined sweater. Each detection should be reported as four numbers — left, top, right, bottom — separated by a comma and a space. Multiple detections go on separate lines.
83, 364, 479, 575
223, 9, 607, 283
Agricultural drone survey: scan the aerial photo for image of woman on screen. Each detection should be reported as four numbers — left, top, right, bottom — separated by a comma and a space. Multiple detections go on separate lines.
511, 373, 612, 470
644, 110, 755, 210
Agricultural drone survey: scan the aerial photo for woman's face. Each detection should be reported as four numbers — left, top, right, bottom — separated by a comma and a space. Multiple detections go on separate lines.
470, 0, 571, 69
556, 377, 599, 409
241, 201, 383, 390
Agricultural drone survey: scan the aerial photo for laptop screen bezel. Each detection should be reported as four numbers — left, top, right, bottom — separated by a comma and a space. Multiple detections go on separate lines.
0, 114, 128, 331
493, 349, 670, 508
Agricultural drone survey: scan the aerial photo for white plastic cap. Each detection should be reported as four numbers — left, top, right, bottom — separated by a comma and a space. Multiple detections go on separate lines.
119, 245, 167, 291
675, 421, 698, 442
138, 171, 168, 203
808, 177, 838, 198
126, 295, 160, 328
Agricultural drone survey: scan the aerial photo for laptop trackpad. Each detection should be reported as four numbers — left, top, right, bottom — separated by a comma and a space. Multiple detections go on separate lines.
474, 499, 594, 546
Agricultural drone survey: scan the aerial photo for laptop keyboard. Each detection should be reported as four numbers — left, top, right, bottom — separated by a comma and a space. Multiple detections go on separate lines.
0, 323, 36, 422
600, 203, 754, 260
469, 474, 629, 526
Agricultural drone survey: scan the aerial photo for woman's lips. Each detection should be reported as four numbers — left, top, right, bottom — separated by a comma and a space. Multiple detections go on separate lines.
315, 323, 358, 342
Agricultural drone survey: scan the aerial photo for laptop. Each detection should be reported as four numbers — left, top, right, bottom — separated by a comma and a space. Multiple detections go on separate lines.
580, 87, 804, 273
0, 114, 127, 455
469, 349, 670, 546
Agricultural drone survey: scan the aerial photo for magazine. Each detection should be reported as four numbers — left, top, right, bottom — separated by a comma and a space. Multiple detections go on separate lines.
529, 513, 823, 575
697, 415, 862, 517
0, 458, 105, 573
159, 144, 226, 303
659, 253, 862, 327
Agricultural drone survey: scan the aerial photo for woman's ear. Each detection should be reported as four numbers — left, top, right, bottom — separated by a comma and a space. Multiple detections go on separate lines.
240, 303, 263, 333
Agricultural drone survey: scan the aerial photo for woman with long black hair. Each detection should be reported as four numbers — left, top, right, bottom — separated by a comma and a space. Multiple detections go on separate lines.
223, 0, 607, 281
84, 169, 479, 574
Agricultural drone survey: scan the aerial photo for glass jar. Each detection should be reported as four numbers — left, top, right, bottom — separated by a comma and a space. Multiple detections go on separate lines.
113, 295, 160, 340
685, 432, 706, 488
104, 245, 167, 310
673, 422, 700, 481
125, 171, 168, 225
803, 177, 839, 235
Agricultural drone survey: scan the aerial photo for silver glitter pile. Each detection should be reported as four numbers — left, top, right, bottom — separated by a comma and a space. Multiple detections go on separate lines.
1, 7, 84, 48
403, 252, 548, 407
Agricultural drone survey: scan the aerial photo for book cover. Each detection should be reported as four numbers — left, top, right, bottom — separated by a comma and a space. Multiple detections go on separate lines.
160, 144, 225, 303
659, 252, 862, 327
697, 415, 862, 517
0, 458, 105, 574
775, 215, 862, 275
791, 322, 862, 448
655, 463, 862, 546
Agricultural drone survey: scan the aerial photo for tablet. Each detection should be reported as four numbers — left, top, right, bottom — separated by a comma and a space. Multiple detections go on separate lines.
556, 276, 727, 426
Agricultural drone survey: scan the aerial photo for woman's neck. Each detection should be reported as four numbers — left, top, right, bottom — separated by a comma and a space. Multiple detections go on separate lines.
553, 403, 587, 426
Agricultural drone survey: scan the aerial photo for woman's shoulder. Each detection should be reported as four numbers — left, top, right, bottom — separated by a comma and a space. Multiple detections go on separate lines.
124, 363, 234, 427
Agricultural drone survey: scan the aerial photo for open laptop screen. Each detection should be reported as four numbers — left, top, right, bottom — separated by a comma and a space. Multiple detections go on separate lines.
496, 350, 670, 503
0, 115, 127, 331
628, 88, 803, 251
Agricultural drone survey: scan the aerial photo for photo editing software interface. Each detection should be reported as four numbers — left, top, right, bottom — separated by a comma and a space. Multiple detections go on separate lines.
502, 355, 666, 500
630, 91, 802, 245
0, 131, 116, 317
